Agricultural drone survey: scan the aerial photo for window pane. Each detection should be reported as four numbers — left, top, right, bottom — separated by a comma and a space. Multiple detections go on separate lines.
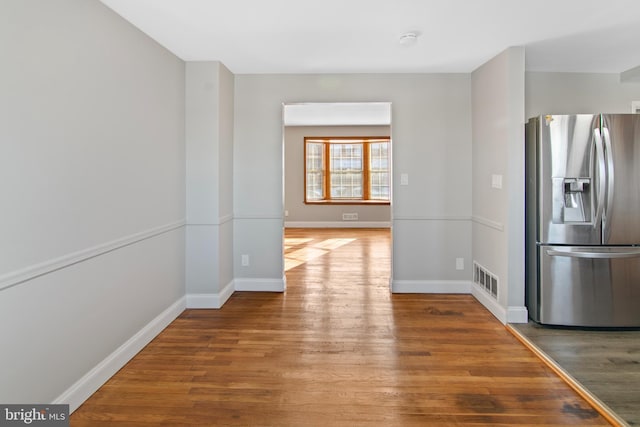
330, 143, 363, 199
305, 142, 324, 201
369, 142, 390, 201
306, 138, 390, 203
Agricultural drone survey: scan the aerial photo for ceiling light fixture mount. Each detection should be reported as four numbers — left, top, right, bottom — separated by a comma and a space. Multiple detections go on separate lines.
399, 32, 419, 47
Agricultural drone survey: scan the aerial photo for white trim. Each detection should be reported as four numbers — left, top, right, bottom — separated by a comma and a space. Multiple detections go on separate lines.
506, 306, 528, 323
471, 215, 504, 232
391, 280, 471, 293
187, 214, 234, 226
285, 221, 391, 229
218, 213, 233, 224
471, 282, 507, 324
0, 220, 186, 292
55, 297, 186, 413
470, 283, 528, 324
234, 277, 286, 292
186, 281, 235, 309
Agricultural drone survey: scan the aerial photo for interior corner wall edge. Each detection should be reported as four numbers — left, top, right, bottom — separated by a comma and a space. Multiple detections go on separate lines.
471, 46, 526, 313
185, 61, 235, 298
0, 0, 186, 404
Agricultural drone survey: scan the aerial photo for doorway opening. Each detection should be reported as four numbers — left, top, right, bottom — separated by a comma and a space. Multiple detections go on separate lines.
282, 102, 393, 290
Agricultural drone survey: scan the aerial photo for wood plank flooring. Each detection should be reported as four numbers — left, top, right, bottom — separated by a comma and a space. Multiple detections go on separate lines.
71, 228, 610, 426
512, 321, 640, 426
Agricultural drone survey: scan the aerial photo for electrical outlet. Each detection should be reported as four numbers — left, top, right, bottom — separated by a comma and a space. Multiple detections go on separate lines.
456, 258, 464, 270
241, 254, 250, 266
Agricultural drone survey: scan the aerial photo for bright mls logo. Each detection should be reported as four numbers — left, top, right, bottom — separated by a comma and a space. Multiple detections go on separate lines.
0, 405, 69, 426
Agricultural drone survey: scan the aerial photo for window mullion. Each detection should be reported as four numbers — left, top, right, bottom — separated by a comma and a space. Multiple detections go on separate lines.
363, 142, 370, 200
324, 142, 331, 201
304, 136, 389, 204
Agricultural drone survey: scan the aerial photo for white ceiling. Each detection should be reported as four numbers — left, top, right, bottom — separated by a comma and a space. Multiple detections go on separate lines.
100, 0, 640, 75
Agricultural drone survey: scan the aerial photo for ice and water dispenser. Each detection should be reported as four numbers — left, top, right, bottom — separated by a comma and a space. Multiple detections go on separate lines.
553, 177, 591, 224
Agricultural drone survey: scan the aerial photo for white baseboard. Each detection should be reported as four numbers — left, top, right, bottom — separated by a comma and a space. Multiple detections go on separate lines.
390, 280, 527, 325
186, 280, 235, 309
234, 277, 286, 292
506, 305, 529, 323
470, 283, 528, 324
391, 280, 472, 293
284, 221, 390, 228
55, 296, 186, 413
471, 283, 506, 323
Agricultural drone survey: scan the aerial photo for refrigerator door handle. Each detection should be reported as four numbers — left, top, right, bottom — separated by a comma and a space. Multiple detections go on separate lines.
593, 128, 606, 229
546, 247, 640, 259
602, 126, 615, 239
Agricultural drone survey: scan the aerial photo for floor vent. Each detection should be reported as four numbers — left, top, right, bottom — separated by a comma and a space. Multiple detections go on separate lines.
473, 261, 498, 299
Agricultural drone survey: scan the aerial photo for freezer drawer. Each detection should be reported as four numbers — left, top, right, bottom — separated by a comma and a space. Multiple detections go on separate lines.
534, 245, 640, 327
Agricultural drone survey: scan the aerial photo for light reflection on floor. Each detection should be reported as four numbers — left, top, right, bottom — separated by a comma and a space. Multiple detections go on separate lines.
284, 237, 356, 271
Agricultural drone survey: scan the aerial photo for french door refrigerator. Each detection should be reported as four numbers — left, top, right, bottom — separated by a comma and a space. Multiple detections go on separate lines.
525, 114, 640, 327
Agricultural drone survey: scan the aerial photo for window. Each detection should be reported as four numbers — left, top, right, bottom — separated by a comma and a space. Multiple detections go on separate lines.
304, 137, 390, 204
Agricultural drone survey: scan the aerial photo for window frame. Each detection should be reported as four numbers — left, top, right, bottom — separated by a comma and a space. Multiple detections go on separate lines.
304, 136, 391, 205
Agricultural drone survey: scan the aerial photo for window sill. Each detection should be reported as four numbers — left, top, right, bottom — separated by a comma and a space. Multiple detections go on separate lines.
304, 200, 390, 206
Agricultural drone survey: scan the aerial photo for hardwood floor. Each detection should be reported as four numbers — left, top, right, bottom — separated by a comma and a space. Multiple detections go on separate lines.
511, 321, 640, 426
71, 228, 610, 426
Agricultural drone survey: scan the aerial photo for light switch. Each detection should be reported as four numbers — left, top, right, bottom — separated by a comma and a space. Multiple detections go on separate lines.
491, 174, 503, 189
400, 173, 409, 186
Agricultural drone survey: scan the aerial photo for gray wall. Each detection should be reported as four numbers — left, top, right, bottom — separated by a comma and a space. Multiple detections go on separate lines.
526, 72, 640, 117
471, 47, 527, 322
284, 125, 391, 226
9, 2, 617, 410
186, 62, 235, 307
0, 0, 185, 406
233, 74, 472, 291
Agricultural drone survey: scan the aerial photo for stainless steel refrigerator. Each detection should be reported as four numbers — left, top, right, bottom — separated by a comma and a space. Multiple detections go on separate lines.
525, 114, 640, 327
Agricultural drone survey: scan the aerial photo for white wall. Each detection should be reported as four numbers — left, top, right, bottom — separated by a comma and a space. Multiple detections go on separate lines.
284, 125, 391, 227
233, 74, 472, 291
185, 62, 234, 308
0, 0, 185, 408
526, 72, 640, 117
471, 47, 527, 323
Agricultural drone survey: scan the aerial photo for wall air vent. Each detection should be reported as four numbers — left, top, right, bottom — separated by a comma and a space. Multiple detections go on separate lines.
473, 261, 498, 299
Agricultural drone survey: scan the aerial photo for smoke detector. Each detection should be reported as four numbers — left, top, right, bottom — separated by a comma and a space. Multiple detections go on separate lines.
399, 32, 418, 46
